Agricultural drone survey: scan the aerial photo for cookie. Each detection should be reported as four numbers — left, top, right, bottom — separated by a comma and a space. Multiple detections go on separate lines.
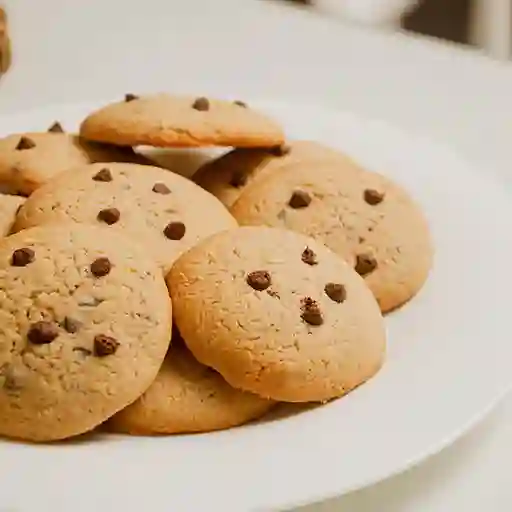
14, 163, 238, 274
169, 227, 386, 403
80, 94, 285, 149
194, 140, 358, 208
0, 223, 172, 442
108, 336, 274, 435
0, 194, 24, 236
0, 127, 148, 195
230, 163, 433, 313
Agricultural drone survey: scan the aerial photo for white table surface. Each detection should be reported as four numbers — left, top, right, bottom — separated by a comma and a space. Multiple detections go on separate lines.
3, 0, 512, 510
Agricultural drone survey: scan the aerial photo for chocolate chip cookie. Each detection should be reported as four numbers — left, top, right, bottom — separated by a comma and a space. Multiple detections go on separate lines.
169, 227, 386, 403
108, 335, 274, 435
230, 163, 433, 312
80, 94, 285, 148
0, 223, 172, 441
194, 140, 359, 208
14, 163, 238, 274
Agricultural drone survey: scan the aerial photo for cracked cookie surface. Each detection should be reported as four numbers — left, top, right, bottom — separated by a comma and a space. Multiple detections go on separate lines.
0, 193, 23, 236
14, 162, 237, 274
80, 94, 285, 148
0, 223, 172, 441
230, 163, 433, 312
169, 227, 386, 403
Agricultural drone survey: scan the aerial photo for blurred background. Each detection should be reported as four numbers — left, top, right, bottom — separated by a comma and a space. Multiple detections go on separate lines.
281, 0, 511, 60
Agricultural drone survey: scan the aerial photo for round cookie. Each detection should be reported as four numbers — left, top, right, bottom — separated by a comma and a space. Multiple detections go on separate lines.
0, 193, 24, 236
230, 163, 433, 313
14, 163, 238, 274
108, 336, 274, 435
0, 125, 148, 195
80, 93, 285, 149
169, 227, 386, 403
0, 223, 172, 442
194, 140, 360, 208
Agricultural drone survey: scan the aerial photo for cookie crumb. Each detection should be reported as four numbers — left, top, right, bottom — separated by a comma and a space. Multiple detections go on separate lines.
269, 144, 291, 157
16, 136, 36, 151
246, 270, 271, 291
90, 257, 112, 278
63, 316, 81, 334
192, 97, 210, 111
48, 121, 64, 133
94, 335, 120, 357
164, 221, 186, 240
28, 321, 59, 345
92, 168, 113, 182
267, 289, 280, 299
97, 208, 120, 225
324, 283, 346, 303
11, 247, 35, 267
300, 297, 323, 326
234, 100, 248, 108
301, 247, 318, 266
355, 254, 377, 276
125, 94, 139, 102
288, 190, 311, 209
152, 182, 171, 194
364, 189, 384, 205
78, 296, 103, 308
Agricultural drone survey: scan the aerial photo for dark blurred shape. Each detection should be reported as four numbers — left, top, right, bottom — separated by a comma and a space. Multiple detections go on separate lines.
403, 0, 471, 45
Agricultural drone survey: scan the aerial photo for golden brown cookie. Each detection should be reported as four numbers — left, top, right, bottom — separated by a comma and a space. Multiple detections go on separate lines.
0, 223, 172, 442
194, 141, 359, 208
80, 94, 285, 149
0, 194, 24, 236
230, 163, 433, 313
169, 227, 386, 403
0, 126, 147, 195
108, 337, 274, 435
14, 163, 237, 274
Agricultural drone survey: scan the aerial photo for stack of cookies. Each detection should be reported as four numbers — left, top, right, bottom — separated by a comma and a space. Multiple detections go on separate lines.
0, 93, 433, 442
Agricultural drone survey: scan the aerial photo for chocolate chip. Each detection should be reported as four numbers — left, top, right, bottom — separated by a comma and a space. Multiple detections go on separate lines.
27, 321, 59, 345
229, 170, 248, 188
246, 270, 271, 291
48, 121, 64, 133
94, 335, 119, 357
288, 190, 311, 209
152, 182, 171, 194
63, 316, 81, 334
97, 208, 120, 225
92, 168, 113, 182
125, 93, 139, 102
324, 283, 346, 303
15, 136, 36, 151
192, 97, 210, 111
300, 297, 323, 326
163, 221, 186, 240
234, 100, 247, 108
364, 189, 384, 205
90, 257, 112, 277
269, 144, 291, 157
11, 247, 35, 267
355, 254, 378, 276
301, 247, 318, 266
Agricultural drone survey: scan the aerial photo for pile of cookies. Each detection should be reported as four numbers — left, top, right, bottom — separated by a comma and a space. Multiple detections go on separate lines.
0, 93, 432, 442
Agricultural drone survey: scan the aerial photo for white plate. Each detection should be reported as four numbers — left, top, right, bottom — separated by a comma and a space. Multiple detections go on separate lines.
1, 99, 512, 512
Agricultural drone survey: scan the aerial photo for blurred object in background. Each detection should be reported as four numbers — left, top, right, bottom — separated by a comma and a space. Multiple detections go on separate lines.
0, 7, 11, 74
281, 0, 512, 60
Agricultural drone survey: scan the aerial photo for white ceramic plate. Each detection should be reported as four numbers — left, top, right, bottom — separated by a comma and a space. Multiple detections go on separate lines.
1, 99, 512, 512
